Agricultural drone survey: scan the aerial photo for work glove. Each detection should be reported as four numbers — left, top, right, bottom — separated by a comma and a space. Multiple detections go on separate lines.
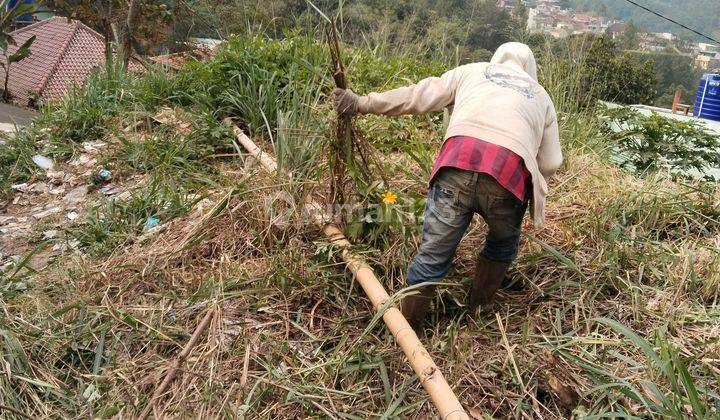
332, 88, 361, 116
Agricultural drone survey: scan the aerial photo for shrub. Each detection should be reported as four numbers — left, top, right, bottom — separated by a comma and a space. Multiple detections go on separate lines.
582, 36, 657, 105
598, 105, 720, 179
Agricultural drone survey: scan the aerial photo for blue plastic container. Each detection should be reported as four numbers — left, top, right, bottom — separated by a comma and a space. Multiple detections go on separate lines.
693, 73, 720, 122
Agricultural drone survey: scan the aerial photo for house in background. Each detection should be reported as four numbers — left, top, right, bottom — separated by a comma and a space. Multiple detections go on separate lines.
527, 1, 609, 38
694, 43, 720, 70
639, 33, 668, 52
497, 0, 527, 9
605, 22, 627, 40
0, 16, 140, 108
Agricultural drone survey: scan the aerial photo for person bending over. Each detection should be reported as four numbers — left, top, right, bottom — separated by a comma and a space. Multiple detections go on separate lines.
333, 42, 562, 330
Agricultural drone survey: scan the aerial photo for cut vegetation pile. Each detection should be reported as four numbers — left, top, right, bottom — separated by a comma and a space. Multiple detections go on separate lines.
1, 34, 719, 419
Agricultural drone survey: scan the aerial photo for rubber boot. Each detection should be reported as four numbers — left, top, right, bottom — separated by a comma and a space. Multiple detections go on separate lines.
400, 285, 436, 332
469, 256, 511, 312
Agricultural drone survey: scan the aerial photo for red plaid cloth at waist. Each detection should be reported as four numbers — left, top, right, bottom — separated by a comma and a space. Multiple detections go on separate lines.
429, 136, 531, 202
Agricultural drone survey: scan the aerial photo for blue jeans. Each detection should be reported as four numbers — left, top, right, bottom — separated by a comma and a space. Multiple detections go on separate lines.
407, 168, 528, 285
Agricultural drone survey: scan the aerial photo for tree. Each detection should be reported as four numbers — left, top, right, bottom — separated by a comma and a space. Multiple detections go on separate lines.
466, 1, 513, 51
632, 51, 703, 107
573, 34, 657, 104
121, 0, 138, 65
620, 20, 640, 50
512, 2, 529, 34
42, 0, 170, 57
173, 0, 524, 62
0, 0, 37, 102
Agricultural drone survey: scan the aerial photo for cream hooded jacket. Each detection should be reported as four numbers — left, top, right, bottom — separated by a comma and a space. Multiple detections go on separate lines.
357, 42, 562, 227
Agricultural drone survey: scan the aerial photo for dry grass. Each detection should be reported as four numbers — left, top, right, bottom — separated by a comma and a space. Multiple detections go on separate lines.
2, 129, 719, 419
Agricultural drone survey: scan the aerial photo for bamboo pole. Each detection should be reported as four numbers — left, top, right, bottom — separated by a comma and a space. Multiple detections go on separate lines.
225, 119, 469, 420
138, 308, 215, 420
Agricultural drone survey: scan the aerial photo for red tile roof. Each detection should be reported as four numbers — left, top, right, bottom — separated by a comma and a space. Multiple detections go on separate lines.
0, 17, 139, 107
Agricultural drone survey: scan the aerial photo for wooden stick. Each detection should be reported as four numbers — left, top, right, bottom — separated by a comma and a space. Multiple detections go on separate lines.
327, 19, 350, 205
0, 405, 32, 419
224, 119, 469, 420
138, 308, 215, 420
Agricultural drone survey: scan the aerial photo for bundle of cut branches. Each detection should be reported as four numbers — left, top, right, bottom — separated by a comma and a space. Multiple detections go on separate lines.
326, 20, 385, 206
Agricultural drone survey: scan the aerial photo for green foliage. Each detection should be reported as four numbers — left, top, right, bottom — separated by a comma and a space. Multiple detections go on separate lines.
347, 50, 447, 160
0, 33, 335, 212
537, 35, 657, 108
177, 35, 329, 139
70, 181, 199, 256
465, 2, 516, 52
6, 34, 34, 64
180, 0, 524, 63
0, 0, 36, 50
33, 63, 195, 159
115, 132, 214, 182
537, 31, 695, 108
356, 114, 442, 156
275, 79, 326, 179
345, 181, 425, 249
631, 52, 703, 108
618, 20, 640, 50
0, 129, 38, 200
174, 33, 448, 183
581, 35, 657, 105
536, 40, 593, 112
38, 63, 142, 146
184, 111, 236, 157
598, 105, 720, 179
132, 66, 187, 110
348, 50, 447, 93
595, 318, 716, 418
0, 0, 37, 101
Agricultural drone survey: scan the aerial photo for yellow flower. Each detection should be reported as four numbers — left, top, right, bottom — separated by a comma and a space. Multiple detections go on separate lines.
382, 191, 397, 205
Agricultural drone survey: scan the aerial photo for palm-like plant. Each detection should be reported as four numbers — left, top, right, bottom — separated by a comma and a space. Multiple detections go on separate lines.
0, 0, 37, 102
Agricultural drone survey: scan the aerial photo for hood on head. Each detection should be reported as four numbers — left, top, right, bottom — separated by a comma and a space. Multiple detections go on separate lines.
490, 42, 538, 81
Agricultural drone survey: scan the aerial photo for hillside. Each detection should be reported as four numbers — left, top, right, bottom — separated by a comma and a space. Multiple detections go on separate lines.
568, 0, 720, 40
1, 33, 719, 418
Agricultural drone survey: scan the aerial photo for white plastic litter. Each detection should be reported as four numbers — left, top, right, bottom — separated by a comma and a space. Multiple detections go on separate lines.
32, 154, 54, 170
43, 230, 58, 239
11, 183, 29, 192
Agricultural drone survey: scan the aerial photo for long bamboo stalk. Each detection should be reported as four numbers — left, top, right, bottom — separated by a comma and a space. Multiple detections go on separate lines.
225, 119, 469, 420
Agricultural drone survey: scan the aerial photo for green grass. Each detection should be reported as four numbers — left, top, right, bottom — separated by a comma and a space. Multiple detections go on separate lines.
69, 181, 201, 256
0, 128, 38, 201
